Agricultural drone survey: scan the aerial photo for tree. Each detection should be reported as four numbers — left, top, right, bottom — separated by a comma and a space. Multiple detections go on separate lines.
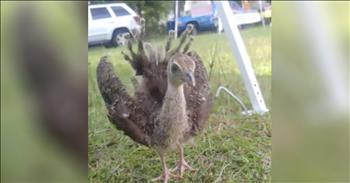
125, 1, 171, 35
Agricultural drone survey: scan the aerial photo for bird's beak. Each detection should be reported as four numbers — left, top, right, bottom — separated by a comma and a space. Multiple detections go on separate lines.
184, 72, 195, 86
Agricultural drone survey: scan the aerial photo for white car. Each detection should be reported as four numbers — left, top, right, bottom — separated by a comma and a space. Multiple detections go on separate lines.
88, 3, 141, 47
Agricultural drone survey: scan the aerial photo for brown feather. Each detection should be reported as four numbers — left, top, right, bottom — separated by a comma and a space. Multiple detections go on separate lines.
96, 56, 150, 146
97, 26, 212, 147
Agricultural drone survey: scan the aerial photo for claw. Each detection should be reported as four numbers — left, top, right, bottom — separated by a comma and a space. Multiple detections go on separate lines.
171, 159, 197, 177
152, 153, 182, 183
151, 168, 181, 183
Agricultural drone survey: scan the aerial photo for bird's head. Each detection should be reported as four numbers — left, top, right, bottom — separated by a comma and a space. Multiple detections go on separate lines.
168, 53, 196, 87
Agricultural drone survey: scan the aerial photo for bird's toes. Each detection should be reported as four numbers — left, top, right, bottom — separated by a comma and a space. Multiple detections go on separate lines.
183, 161, 197, 172
151, 175, 169, 183
169, 171, 182, 179
151, 169, 181, 183
172, 160, 198, 176
170, 163, 190, 178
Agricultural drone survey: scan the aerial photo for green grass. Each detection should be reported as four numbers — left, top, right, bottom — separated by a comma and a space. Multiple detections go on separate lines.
88, 26, 271, 183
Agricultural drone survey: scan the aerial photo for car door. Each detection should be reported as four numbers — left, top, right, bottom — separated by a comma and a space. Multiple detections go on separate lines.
88, 7, 113, 43
109, 5, 133, 30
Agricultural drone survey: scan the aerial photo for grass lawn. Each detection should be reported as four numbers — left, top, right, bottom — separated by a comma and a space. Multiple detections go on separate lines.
88, 26, 271, 183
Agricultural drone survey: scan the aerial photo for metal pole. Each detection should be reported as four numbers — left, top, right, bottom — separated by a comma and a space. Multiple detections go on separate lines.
215, 1, 268, 114
295, 2, 347, 115
215, 86, 252, 115
174, 0, 179, 40
217, 17, 222, 34
259, 0, 266, 27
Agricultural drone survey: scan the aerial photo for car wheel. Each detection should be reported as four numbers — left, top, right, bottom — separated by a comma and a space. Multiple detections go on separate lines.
187, 23, 198, 35
111, 29, 130, 47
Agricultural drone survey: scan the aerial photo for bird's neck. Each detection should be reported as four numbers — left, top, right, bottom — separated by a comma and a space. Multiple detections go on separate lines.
165, 83, 185, 103
162, 83, 187, 115
159, 82, 188, 138
157, 82, 189, 149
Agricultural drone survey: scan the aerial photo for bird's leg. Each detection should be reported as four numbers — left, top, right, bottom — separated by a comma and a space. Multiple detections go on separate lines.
152, 153, 180, 183
171, 144, 197, 177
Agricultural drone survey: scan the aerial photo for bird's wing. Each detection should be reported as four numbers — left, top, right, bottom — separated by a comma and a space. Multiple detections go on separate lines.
185, 51, 213, 136
97, 56, 151, 146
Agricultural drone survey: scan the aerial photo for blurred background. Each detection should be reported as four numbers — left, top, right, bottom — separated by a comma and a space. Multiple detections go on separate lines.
1, 0, 349, 182
272, 1, 349, 182
87, 0, 271, 46
1, 1, 87, 182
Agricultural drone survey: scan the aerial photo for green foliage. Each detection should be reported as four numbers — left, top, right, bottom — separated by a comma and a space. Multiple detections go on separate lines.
88, 26, 271, 182
125, 1, 171, 35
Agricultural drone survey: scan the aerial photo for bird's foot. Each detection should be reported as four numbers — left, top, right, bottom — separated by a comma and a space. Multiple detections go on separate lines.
171, 159, 197, 177
151, 168, 181, 183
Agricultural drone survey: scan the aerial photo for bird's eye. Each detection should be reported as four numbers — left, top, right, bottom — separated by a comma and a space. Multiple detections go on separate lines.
171, 64, 180, 73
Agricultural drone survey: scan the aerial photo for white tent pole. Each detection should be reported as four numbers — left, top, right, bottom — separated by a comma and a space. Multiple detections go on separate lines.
174, 0, 179, 40
215, 1, 268, 114
217, 15, 223, 34
295, 2, 347, 115
259, 0, 266, 27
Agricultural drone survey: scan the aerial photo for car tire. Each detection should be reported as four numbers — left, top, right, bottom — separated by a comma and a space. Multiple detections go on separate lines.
187, 23, 198, 35
110, 29, 130, 48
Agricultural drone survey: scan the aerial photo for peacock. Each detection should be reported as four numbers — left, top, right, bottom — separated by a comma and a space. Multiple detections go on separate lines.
97, 20, 212, 183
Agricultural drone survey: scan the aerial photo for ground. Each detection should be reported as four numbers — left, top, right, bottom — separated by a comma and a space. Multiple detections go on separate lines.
88, 26, 271, 183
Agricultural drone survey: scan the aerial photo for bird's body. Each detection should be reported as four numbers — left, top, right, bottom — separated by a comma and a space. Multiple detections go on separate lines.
97, 22, 211, 183
152, 54, 196, 154
152, 83, 189, 153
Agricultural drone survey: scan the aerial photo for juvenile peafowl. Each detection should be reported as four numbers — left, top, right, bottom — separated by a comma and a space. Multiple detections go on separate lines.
97, 20, 212, 183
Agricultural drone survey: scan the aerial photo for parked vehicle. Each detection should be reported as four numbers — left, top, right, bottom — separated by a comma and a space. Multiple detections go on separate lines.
261, 3, 272, 25
166, 1, 262, 34
88, 3, 141, 47
166, 1, 217, 35
229, 1, 262, 29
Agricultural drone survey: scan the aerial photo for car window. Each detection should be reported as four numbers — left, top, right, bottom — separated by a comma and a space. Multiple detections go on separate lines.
91, 7, 111, 20
111, 6, 130, 17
